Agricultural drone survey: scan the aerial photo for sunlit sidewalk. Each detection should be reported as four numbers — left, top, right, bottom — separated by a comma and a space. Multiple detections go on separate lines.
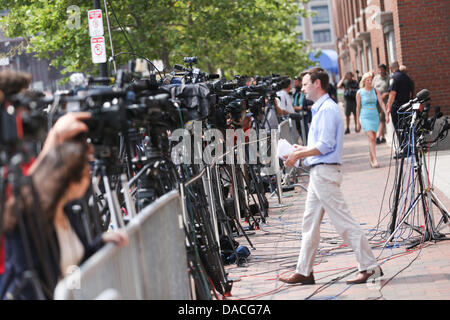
225, 114, 450, 300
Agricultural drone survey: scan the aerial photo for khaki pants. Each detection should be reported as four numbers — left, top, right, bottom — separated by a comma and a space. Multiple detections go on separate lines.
295, 165, 378, 276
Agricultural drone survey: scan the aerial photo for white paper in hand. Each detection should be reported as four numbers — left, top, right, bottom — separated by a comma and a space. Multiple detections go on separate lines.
277, 139, 300, 167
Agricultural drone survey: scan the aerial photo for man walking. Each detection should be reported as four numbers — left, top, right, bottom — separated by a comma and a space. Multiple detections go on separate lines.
372, 64, 389, 144
279, 67, 382, 285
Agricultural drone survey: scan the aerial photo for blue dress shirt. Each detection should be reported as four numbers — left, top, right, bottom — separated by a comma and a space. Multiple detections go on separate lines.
303, 94, 344, 167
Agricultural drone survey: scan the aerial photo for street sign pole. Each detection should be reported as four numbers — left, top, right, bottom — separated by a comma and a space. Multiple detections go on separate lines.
103, 0, 117, 74
93, 0, 107, 77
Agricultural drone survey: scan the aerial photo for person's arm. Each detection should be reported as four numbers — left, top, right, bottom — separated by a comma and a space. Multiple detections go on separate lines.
356, 91, 362, 132
386, 90, 396, 115
284, 146, 322, 167
337, 77, 345, 89
285, 107, 339, 168
79, 230, 128, 263
274, 98, 284, 116
102, 230, 129, 247
28, 112, 91, 174
375, 89, 389, 123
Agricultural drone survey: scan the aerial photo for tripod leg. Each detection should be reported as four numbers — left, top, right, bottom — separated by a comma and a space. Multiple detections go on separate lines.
210, 168, 242, 262
430, 190, 450, 232
245, 164, 268, 221
217, 166, 255, 249
383, 194, 422, 248
102, 172, 124, 229
389, 151, 406, 235
235, 164, 260, 228
120, 174, 137, 220
231, 164, 250, 225
203, 166, 221, 249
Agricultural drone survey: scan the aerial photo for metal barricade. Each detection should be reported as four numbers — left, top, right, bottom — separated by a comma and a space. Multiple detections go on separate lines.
278, 118, 300, 146
54, 190, 191, 300
54, 124, 281, 300
275, 117, 309, 202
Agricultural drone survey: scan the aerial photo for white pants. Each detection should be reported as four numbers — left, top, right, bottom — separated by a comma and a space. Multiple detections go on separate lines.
295, 164, 378, 276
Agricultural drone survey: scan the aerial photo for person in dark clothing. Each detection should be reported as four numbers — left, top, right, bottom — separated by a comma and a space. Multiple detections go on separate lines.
292, 75, 303, 112
328, 82, 338, 103
0, 115, 128, 300
386, 61, 415, 156
0, 70, 33, 287
337, 72, 359, 134
356, 70, 362, 83
292, 75, 307, 141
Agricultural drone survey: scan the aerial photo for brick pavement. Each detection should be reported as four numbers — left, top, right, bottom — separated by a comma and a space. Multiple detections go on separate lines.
224, 117, 450, 300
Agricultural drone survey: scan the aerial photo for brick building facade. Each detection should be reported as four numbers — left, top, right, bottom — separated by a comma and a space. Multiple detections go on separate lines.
331, 0, 450, 115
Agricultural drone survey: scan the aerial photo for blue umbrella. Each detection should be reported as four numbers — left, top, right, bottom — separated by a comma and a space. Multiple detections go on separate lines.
308, 49, 339, 75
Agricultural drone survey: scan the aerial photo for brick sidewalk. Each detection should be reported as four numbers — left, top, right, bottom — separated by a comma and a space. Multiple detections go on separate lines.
225, 122, 450, 300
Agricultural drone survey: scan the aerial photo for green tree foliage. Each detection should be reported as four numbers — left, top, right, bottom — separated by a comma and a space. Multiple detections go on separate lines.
0, 0, 312, 78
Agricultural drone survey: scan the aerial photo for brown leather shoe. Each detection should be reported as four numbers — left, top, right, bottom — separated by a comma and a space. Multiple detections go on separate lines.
279, 272, 315, 285
346, 267, 383, 285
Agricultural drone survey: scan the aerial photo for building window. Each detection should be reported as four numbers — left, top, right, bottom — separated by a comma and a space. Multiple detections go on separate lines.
385, 28, 397, 64
311, 5, 330, 24
297, 16, 302, 26
355, 50, 360, 74
313, 29, 331, 43
366, 44, 373, 72
360, 48, 366, 73
297, 33, 304, 41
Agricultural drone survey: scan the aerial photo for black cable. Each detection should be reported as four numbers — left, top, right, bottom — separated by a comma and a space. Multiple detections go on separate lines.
112, 52, 163, 80
370, 239, 429, 300
106, 1, 164, 78
106, 0, 135, 54
368, 130, 395, 241
303, 268, 358, 300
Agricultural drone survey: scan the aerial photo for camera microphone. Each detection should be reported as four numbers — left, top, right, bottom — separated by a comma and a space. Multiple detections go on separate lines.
415, 89, 430, 102
399, 89, 430, 111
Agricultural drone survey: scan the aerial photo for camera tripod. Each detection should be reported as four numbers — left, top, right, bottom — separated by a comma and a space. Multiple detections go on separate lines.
384, 135, 450, 249
1, 153, 54, 299
180, 164, 234, 297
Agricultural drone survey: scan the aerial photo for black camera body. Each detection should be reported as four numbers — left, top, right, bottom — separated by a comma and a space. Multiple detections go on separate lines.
183, 56, 198, 65
0, 93, 48, 160
210, 73, 290, 126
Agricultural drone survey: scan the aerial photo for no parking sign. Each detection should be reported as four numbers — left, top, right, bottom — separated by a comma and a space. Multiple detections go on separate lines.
88, 9, 104, 37
88, 9, 106, 64
91, 36, 107, 64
